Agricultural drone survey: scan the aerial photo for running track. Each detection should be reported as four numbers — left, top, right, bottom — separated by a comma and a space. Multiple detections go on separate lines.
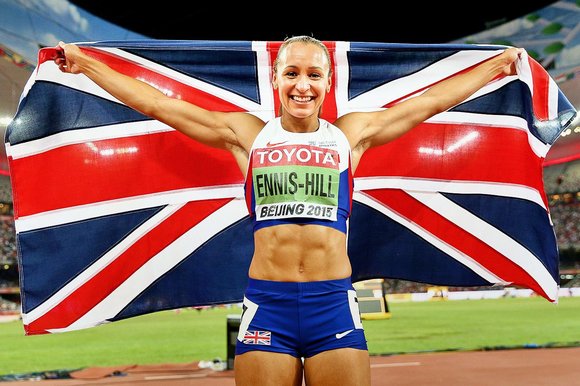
4, 346, 579, 385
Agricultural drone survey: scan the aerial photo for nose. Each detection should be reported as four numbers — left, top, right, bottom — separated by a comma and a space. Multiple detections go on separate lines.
296, 78, 310, 92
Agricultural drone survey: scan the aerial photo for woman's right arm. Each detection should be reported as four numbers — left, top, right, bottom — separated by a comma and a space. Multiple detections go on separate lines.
55, 42, 264, 152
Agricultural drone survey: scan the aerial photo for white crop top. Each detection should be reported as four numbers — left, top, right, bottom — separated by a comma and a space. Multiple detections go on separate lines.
244, 117, 353, 233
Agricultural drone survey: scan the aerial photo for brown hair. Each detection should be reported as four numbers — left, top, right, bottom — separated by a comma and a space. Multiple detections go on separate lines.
273, 35, 332, 77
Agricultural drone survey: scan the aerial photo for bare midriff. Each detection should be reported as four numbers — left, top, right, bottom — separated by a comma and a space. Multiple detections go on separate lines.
249, 224, 351, 282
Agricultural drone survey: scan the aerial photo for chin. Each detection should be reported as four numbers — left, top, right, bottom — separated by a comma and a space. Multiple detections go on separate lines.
289, 107, 318, 118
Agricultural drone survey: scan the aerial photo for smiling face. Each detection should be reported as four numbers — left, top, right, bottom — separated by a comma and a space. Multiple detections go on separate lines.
273, 40, 332, 127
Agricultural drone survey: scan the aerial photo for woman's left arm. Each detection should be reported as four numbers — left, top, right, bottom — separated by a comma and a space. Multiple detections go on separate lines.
337, 47, 523, 165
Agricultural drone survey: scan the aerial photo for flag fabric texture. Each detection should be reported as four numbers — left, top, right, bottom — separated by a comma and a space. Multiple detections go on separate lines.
5, 40, 576, 335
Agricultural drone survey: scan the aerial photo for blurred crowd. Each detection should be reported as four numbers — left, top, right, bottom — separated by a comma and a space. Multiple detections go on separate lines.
544, 159, 580, 195
0, 182, 11, 204
382, 279, 505, 294
544, 159, 580, 251
0, 216, 17, 267
550, 201, 580, 250
0, 297, 19, 313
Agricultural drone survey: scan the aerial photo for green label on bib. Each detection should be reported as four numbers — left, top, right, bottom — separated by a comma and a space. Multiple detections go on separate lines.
252, 145, 340, 221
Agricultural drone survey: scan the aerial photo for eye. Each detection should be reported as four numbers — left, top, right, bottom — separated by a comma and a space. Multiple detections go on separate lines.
310, 72, 322, 79
285, 71, 297, 78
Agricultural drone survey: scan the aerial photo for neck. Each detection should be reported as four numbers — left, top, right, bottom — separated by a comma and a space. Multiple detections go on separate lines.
280, 115, 319, 133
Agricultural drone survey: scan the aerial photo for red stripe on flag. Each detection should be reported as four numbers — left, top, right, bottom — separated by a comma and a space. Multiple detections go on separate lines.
12, 122, 546, 218
24, 198, 232, 335
81, 47, 247, 113
356, 122, 546, 202
11, 131, 242, 217
366, 189, 552, 301
38, 47, 59, 67
527, 57, 550, 121
267, 41, 282, 119
322, 41, 338, 122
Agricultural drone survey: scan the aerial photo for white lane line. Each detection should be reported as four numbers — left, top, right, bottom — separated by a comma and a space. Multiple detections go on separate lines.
144, 374, 208, 380
371, 361, 421, 368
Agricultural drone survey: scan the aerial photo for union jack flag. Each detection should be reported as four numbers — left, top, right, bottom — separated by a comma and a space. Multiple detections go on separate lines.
242, 330, 272, 345
5, 40, 576, 335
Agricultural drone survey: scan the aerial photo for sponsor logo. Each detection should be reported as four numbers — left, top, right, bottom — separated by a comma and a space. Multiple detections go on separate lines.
254, 145, 339, 168
335, 329, 354, 339
266, 140, 288, 147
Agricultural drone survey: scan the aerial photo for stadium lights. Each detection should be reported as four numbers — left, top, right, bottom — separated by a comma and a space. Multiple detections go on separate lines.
561, 124, 580, 137
560, 113, 580, 137
0, 117, 12, 126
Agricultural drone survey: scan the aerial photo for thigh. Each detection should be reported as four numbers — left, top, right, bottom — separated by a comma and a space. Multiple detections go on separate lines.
235, 351, 303, 386
303, 348, 371, 386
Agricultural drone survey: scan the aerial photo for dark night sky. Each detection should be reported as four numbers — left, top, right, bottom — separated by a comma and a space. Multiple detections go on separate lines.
69, 1, 558, 44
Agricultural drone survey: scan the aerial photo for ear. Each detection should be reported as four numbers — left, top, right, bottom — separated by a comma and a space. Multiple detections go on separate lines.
272, 71, 278, 89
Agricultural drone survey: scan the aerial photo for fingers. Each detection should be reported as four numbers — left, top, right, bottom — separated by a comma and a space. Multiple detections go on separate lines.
508, 47, 524, 61
503, 47, 523, 77
54, 42, 72, 73
54, 41, 66, 57
55, 53, 68, 72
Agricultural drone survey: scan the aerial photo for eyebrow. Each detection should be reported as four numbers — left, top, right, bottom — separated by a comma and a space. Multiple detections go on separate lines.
283, 65, 325, 71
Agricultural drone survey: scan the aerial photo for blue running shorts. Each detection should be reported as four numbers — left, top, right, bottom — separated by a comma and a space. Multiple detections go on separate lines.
235, 277, 368, 358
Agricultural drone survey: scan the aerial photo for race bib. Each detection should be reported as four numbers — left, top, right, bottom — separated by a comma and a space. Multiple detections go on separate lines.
252, 144, 340, 221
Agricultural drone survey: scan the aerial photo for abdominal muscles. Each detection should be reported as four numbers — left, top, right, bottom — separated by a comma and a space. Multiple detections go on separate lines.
249, 224, 352, 281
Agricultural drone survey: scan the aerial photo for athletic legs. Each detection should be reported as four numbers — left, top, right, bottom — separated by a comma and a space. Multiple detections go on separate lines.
234, 351, 303, 386
304, 348, 371, 386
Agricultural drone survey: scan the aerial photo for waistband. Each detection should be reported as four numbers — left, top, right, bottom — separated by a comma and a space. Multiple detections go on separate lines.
246, 277, 353, 294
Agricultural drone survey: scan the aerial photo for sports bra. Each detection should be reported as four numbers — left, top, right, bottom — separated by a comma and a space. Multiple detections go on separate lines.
244, 117, 353, 233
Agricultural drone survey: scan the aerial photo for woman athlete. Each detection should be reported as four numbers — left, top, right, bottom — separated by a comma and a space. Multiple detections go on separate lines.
55, 35, 521, 386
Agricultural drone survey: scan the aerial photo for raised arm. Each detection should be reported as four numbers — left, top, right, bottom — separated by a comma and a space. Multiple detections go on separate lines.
54, 42, 264, 154
336, 47, 523, 169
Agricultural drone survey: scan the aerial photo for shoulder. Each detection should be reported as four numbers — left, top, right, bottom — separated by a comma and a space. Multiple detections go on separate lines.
321, 118, 345, 136
333, 111, 373, 134
332, 111, 374, 147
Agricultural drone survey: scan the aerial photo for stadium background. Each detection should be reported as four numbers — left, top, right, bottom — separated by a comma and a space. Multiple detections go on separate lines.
0, 1, 578, 383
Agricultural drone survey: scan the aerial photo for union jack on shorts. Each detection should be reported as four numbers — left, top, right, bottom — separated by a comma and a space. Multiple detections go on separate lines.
243, 330, 272, 345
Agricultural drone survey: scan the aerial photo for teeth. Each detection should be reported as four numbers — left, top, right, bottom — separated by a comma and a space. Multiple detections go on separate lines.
292, 96, 312, 102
